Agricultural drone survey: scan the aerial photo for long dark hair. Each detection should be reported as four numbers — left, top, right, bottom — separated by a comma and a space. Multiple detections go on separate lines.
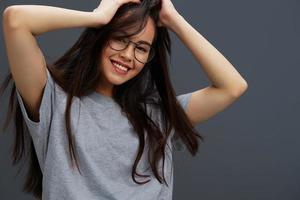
0, 0, 204, 199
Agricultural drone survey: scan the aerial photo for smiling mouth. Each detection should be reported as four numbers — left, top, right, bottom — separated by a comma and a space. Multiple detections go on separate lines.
111, 60, 131, 74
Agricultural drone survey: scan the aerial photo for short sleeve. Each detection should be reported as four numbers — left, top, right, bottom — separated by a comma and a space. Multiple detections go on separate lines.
171, 92, 193, 152
176, 92, 193, 111
15, 67, 54, 171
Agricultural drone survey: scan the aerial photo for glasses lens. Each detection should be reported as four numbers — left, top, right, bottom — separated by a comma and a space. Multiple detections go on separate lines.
135, 45, 154, 63
109, 38, 127, 51
109, 38, 155, 64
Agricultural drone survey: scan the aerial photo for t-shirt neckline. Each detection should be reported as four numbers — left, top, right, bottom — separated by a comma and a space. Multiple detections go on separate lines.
89, 91, 116, 105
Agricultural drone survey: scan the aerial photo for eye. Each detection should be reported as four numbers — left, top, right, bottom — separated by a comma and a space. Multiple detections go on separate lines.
137, 46, 147, 52
113, 37, 127, 43
118, 38, 127, 43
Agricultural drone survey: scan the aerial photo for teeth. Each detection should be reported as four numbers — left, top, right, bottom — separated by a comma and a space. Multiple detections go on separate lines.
112, 61, 129, 72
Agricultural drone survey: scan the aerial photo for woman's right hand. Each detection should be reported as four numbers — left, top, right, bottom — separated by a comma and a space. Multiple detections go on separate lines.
93, 0, 141, 26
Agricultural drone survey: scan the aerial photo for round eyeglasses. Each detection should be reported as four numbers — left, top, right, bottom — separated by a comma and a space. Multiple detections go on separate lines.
108, 37, 155, 64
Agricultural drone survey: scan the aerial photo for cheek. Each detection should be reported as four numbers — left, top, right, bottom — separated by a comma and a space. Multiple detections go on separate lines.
103, 48, 113, 59
101, 43, 114, 58
100, 49, 114, 67
133, 63, 145, 74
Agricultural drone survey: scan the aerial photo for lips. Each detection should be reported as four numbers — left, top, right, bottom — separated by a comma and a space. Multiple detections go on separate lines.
110, 60, 131, 75
110, 59, 131, 70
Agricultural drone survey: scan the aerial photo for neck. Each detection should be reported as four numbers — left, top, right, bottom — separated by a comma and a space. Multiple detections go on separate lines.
95, 78, 114, 97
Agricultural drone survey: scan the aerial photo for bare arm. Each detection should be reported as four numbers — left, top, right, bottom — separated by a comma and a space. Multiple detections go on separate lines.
167, 13, 248, 125
4, 5, 103, 36
169, 14, 247, 94
2, 5, 104, 122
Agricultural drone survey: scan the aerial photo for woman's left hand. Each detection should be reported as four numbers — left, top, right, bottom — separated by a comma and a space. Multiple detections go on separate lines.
157, 0, 179, 28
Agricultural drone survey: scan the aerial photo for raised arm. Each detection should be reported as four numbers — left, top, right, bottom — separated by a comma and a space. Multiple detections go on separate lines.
2, 5, 104, 122
157, 0, 248, 126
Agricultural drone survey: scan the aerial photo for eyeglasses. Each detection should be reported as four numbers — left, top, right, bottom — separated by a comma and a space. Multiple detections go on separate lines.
108, 37, 155, 64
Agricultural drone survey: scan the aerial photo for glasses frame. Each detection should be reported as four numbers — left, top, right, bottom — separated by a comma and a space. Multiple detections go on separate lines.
108, 37, 155, 64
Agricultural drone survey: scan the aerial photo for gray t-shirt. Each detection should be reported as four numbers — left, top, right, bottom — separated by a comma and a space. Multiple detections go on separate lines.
16, 68, 192, 200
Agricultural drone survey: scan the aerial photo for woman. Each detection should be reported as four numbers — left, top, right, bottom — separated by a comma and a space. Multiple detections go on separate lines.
1, 0, 248, 199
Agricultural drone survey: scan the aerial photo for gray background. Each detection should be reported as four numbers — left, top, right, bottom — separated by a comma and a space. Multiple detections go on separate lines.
1, 0, 299, 199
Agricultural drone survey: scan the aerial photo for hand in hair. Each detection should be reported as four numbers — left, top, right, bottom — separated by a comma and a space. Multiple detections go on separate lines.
157, 0, 179, 28
93, 0, 141, 25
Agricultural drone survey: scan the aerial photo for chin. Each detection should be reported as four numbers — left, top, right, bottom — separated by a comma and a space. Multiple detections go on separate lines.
105, 72, 131, 86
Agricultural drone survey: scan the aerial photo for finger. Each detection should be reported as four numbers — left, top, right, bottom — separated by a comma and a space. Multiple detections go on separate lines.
132, 0, 141, 3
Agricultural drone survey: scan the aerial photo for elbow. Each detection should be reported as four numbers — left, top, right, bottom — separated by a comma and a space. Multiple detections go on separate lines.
3, 6, 24, 30
230, 80, 248, 98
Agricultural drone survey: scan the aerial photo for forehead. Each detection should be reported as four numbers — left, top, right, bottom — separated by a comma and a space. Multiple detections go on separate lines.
123, 18, 156, 44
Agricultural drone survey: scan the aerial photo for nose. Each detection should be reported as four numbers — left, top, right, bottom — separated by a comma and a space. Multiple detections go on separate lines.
119, 43, 135, 61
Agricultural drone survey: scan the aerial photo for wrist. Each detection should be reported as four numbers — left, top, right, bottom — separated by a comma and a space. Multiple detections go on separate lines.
166, 13, 184, 32
90, 11, 107, 28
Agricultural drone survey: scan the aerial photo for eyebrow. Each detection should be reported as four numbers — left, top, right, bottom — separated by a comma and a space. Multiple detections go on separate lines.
125, 38, 152, 46
116, 30, 152, 46
137, 40, 152, 46
114, 36, 152, 46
